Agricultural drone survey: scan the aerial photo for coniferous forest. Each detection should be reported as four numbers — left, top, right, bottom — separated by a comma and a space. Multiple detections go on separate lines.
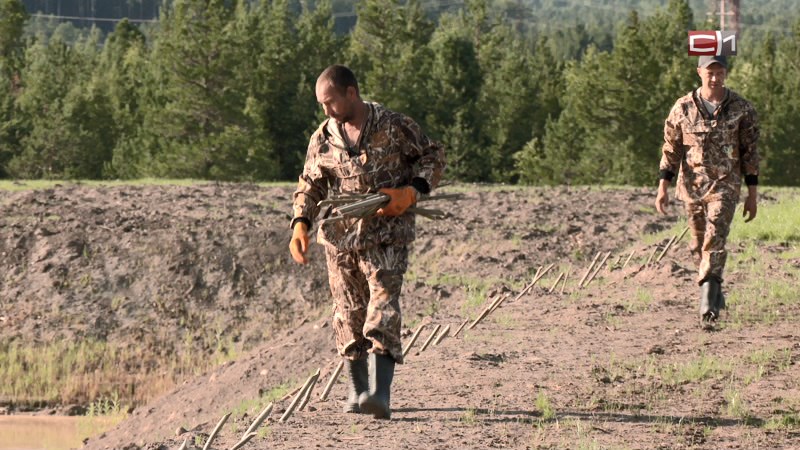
1, 0, 798, 185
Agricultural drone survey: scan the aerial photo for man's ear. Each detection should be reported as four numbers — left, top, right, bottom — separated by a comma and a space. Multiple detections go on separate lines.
347, 86, 358, 99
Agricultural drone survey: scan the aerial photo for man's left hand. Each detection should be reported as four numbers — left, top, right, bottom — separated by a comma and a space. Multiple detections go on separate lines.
743, 192, 757, 223
376, 186, 418, 217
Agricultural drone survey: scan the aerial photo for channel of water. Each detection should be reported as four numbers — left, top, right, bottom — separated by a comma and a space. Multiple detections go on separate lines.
0, 415, 117, 450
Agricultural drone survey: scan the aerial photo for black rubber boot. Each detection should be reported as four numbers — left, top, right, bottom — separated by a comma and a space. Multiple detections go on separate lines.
343, 358, 369, 413
359, 353, 395, 419
700, 277, 721, 325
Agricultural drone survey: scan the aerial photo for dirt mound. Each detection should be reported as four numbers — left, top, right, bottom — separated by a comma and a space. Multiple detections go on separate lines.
4, 184, 798, 449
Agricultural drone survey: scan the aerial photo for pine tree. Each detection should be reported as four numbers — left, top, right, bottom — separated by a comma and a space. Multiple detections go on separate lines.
96, 19, 149, 178
348, 0, 435, 125
142, 0, 259, 180
425, 5, 486, 181
10, 30, 114, 178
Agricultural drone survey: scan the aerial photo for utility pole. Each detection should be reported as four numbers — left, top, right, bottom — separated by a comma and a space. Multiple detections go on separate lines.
707, 0, 740, 33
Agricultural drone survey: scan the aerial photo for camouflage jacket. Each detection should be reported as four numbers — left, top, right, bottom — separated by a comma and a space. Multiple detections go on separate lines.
660, 88, 760, 203
292, 102, 446, 251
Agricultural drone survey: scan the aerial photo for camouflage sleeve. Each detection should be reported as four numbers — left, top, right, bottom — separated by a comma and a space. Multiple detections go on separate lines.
658, 102, 684, 181
291, 134, 330, 228
393, 116, 446, 193
738, 104, 760, 179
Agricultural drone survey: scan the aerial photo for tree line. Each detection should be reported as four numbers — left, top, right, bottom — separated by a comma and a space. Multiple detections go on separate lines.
0, 0, 798, 185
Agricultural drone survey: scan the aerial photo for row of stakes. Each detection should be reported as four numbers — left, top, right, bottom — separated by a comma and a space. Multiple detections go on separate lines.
176, 226, 689, 450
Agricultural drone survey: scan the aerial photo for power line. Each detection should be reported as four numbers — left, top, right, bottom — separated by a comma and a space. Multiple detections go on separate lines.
29, 13, 157, 24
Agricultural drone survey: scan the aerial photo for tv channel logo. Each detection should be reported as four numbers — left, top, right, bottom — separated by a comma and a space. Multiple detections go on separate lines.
688, 31, 737, 56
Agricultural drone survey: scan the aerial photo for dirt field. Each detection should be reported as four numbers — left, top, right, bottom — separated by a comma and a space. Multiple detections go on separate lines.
1, 183, 798, 449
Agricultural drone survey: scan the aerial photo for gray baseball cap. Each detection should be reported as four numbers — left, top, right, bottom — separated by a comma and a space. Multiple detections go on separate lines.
698, 55, 727, 68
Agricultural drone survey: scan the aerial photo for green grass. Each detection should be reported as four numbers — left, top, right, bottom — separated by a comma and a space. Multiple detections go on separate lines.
652, 354, 733, 386
728, 191, 800, 243
727, 278, 800, 325
460, 408, 478, 426
417, 272, 495, 317
764, 408, 800, 430
624, 287, 654, 312
641, 217, 688, 246
535, 391, 556, 421
0, 179, 295, 191
232, 382, 291, 418
724, 386, 751, 419
0, 335, 240, 408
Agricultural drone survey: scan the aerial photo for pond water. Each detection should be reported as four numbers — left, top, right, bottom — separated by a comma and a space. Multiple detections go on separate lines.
0, 416, 117, 450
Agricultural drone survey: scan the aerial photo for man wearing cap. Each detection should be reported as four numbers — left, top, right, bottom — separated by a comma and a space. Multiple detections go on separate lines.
655, 55, 760, 327
289, 65, 446, 418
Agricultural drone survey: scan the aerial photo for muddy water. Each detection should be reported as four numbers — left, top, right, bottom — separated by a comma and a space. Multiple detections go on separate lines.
0, 416, 115, 450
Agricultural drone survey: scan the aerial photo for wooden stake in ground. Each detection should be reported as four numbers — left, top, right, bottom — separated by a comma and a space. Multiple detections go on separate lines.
578, 252, 602, 288
298, 372, 320, 411
319, 361, 344, 401
402, 323, 426, 357
549, 272, 565, 293
612, 254, 622, 270
418, 324, 442, 353
621, 249, 636, 269
535, 263, 555, 283
202, 412, 231, 450
488, 292, 512, 314
675, 226, 690, 244
644, 245, 660, 266
560, 266, 571, 295
176, 439, 187, 450
466, 295, 498, 330
469, 276, 539, 330
583, 252, 611, 288
243, 402, 273, 437
655, 235, 677, 263
433, 324, 451, 345
657, 226, 690, 263
280, 385, 302, 402
229, 433, 257, 450
452, 318, 469, 338
279, 369, 320, 423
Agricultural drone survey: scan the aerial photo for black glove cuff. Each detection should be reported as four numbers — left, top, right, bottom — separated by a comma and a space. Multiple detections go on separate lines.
290, 217, 311, 230
745, 174, 759, 186
410, 177, 431, 195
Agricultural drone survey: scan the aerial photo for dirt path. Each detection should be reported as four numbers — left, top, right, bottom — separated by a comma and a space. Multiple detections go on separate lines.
2, 184, 798, 449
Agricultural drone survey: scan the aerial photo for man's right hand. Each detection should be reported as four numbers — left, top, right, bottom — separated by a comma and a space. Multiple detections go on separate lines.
289, 222, 310, 264
655, 179, 671, 215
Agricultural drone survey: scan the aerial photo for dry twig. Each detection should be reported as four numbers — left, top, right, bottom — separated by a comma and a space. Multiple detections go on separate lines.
202, 413, 231, 450
319, 361, 344, 401
433, 324, 451, 345
279, 369, 320, 423
402, 324, 426, 357
583, 252, 611, 288
578, 252, 601, 288
418, 324, 442, 353
452, 318, 469, 338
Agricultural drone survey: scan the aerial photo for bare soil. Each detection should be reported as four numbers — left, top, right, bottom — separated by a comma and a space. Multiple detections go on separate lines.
1, 183, 798, 450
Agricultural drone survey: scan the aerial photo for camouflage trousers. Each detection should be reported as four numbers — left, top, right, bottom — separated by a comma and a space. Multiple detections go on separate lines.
324, 243, 408, 364
685, 197, 737, 284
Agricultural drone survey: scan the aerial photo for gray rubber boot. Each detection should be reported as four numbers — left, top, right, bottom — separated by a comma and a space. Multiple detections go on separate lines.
343, 358, 369, 413
358, 353, 395, 419
700, 277, 721, 325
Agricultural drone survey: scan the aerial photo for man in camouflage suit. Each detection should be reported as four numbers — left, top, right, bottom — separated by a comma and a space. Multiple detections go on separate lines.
656, 55, 759, 327
289, 65, 445, 419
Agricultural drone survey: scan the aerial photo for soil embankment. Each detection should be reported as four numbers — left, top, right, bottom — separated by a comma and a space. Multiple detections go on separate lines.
2, 184, 797, 449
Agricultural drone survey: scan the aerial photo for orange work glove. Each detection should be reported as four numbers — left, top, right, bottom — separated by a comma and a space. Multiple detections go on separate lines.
289, 222, 309, 264
376, 186, 418, 217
